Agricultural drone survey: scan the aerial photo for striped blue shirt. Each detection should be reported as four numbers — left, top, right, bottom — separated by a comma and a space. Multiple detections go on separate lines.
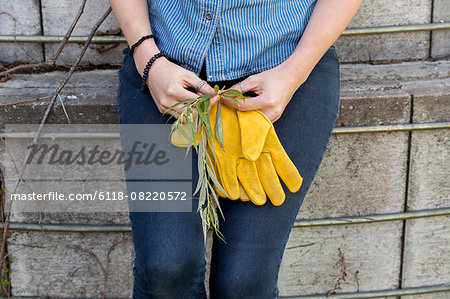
148, 0, 318, 81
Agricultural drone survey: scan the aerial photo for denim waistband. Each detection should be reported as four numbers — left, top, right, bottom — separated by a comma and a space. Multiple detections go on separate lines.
122, 45, 337, 96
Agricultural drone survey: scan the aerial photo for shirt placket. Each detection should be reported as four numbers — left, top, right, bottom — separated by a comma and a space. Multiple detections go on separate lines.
183, 0, 221, 79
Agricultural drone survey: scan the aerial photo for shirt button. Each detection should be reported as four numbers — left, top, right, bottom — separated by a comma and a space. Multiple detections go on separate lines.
205, 12, 213, 21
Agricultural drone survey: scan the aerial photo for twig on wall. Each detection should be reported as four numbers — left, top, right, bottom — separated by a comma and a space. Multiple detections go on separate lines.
0, 0, 88, 79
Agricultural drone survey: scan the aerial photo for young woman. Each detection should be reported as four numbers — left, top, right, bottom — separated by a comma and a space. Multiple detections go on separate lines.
110, 0, 362, 297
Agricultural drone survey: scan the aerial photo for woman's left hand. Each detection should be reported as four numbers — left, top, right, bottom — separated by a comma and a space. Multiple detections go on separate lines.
221, 63, 306, 123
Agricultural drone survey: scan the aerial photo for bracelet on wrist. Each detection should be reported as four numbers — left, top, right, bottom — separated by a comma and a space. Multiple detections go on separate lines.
130, 34, 155, 57
140, 52, 166, 92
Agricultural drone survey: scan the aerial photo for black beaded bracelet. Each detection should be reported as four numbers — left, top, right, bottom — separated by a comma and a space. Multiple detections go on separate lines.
129, 34, 155, 57
140, 52, 166, 92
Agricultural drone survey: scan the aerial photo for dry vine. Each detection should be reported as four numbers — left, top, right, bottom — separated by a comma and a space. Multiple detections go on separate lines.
0, 3, 131, 297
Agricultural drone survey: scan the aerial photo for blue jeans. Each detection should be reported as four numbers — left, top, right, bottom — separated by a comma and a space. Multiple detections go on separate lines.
117, 45, 340, 298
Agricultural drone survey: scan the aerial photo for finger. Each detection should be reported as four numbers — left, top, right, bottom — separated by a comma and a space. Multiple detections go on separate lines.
161, 87, 198, 118
209, 94, 221, 109
163, 88, 200, 121
237, 95, 270, 112
255, 153, 286, 206
218, 77, 257, 109
184, 72, 215, 95
236, 159, 267, 206
198, 81, 215, 95
174, 87, 201, 103
220, 93, 268, 112
236, 109, 270, 161
228, 78, 259, 96
260, 107, 281, 123
238, 182, 251, 202
163, 108, 185, 122
217, 160, 240, 200
219, 94, 244, 110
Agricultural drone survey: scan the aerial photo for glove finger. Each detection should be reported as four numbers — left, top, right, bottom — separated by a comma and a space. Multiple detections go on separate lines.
237, 110, 271, 161
212, 167, 228, 199
214, 180, 228, 198
236, 159, 267, 205
170, 123, 190, 147
238, 181, 251, 202
218, 160, 240, 200
205, 141, 236, 199
265, 129, 303, 193
207, 149, 228, 199
256, 152, 286, 206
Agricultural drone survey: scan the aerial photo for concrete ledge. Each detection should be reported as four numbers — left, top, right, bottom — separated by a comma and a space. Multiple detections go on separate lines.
0, 60, 449, 126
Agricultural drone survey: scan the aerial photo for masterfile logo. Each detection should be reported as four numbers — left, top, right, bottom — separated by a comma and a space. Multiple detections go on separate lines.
3, 124, 193, 213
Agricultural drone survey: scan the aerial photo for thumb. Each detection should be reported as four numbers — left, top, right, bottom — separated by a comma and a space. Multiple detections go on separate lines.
236, 109, 271, 161
209, 94, 221, 110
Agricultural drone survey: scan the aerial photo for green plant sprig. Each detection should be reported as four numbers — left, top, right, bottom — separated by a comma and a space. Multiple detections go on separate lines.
164, 85, 245, 245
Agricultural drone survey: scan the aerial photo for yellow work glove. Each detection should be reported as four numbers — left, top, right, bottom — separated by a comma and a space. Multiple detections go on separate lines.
235, 109, 303, 205
170, 103, 262, 202
206, 102, 267, 202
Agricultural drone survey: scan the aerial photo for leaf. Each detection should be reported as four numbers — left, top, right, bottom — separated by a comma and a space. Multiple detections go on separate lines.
215, 102, 224, 150
209, 183, 224, 220
178, 123, 192, 144
196, 94, 212, 105
184, 144, 191, 158
206, 162, 228, 198
194, 138, 204, 196
220, 95, 241, 107
199, 178, 206, 205
186, 109, 197, 144
220, 89, 243, 97
200, 96, 211, 113
163, 98, 196, 115
214, 85, 219, 94
196, 103, 212, 138
163, 91, 226, 243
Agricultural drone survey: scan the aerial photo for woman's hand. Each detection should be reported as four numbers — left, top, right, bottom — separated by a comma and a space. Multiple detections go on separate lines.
220, 0, 363, 123
134, 42, 217, 121
221, 62, 307, 123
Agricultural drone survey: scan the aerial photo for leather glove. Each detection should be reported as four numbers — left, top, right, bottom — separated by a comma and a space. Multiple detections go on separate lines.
171, 102, 302, 206
170, 119, 250, 201
235, 109, 303, 205
206, 102, 267, 202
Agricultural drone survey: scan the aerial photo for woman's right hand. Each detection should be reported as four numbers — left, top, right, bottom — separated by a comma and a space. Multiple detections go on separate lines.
133, 40, 217, 121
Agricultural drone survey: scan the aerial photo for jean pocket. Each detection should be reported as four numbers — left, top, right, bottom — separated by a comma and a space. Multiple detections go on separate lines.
122, 46, 131, 56
118, 53, 144, 92
329, 45, 339, 62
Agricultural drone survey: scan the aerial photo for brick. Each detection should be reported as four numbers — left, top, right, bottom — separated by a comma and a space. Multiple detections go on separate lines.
278, 221, 402, 296
402, 216, 450, 288
407, 131, 450, 210
431, 0, 450, 58
9, 230, 134, 297
300, 132, 408, 219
